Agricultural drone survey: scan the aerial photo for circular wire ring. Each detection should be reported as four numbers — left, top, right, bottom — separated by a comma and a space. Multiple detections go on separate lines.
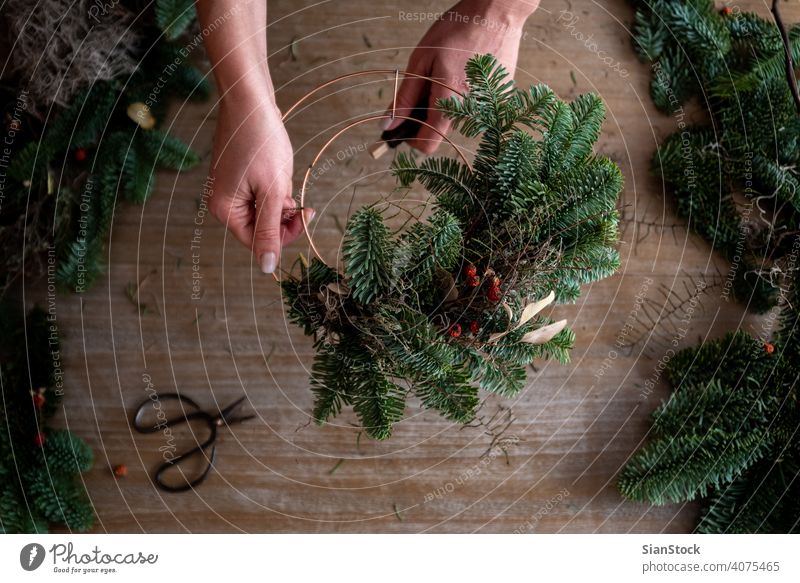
278, 69, 473, 275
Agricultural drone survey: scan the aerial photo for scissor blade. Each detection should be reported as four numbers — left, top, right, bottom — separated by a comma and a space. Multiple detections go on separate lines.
228, 414, 257, 425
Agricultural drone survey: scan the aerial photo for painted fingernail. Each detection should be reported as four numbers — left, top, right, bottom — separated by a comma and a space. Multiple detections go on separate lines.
260, 252, 277, 274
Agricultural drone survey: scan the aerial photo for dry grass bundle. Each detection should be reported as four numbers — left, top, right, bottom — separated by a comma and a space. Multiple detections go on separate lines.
3, 0, 140, 107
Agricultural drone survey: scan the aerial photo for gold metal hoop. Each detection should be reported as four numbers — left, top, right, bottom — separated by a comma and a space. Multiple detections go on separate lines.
279, 69, 473, 274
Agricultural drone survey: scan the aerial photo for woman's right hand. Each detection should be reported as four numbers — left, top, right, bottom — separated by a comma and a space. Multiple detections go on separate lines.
207, 94, 312, 275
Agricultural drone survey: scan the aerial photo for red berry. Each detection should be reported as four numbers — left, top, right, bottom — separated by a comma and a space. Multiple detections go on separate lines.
448, 324, 462, 338
113, 464, 128, 478
469, 321, 480, 335
467, 275, 480, 287
32, 393, 45, 409
487, 286, 502, 302
464, 264, 477, 278
34, 431, 46, 447
765, 343, 775, 354
74, 148, 87, 162
721, 6, 732, 16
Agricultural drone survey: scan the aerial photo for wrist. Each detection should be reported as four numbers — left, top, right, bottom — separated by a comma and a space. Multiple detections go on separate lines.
219, 82, 282, 121
215, 62, 276, 108
481, 0, 539, 23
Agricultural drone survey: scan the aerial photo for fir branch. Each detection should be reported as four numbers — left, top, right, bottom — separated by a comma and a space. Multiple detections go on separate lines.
343, 208, 393, 304
618, 427, 771, 505
156, 0, 197, 41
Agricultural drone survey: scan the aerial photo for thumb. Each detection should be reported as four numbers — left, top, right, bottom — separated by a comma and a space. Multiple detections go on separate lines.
381, 54, 428, 132
407, 83, 453, 154
254, 190, 288, 274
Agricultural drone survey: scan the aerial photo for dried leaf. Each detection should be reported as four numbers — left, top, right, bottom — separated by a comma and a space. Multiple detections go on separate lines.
488, 294, 555, 344
520, 320, 568, 345
437, 271, 458, 302
515, 291, 555, 330
127, 102, 155, 129
445, 285, 459, 302
326, 281, 349, 295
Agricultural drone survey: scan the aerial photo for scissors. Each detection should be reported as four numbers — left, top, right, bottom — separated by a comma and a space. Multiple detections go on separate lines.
132, 393, 256, 493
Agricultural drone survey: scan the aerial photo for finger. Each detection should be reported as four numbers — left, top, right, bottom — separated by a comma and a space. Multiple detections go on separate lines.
280, 193, 300, 223
281, 207, 315, 246
381, 51, 429, 132
210, 191, 256, 250
223, 193, 303, 256
407, 84, 453, 154
254, 184, 291, 274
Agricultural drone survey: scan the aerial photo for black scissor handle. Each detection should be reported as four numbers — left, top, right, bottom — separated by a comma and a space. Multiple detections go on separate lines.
379, 98, 428, 148
131, 392, 255, 492
154, 444, 218, 493
132, 393, 206, 433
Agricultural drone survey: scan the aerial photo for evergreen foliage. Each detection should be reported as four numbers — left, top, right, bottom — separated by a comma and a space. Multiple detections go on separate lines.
618, 296, 800, 532
282, 55, 623, 440
632, 0, 800, 312
0, 1, 208, 534
0, 9, 208, 295
156, 0, 198, 40
0, 305, 95, 533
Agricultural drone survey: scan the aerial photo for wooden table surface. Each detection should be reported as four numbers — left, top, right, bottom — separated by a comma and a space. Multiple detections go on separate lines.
46, 0, 799, 533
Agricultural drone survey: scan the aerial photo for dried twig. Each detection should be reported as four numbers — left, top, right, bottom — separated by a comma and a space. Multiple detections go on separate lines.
327, 458, 345, 475
620, 271, 722, 356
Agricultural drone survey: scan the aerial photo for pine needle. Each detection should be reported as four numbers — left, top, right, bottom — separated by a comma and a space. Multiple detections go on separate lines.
327, 458, 345, 475
392, 502, 404, 522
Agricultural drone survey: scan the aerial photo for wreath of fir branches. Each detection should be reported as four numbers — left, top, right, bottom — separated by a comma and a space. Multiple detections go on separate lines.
282, 55, 624, 440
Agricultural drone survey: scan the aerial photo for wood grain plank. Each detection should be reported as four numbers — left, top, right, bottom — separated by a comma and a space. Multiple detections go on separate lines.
42, 0, 799, 532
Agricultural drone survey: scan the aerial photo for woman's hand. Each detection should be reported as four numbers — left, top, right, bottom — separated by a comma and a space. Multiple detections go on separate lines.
383, 0, 538, 154
197, 0, 312, 274
208, 95, 311, 274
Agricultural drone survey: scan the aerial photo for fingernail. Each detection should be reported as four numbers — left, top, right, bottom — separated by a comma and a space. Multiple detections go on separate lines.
260, 252, 277, 274
381, 117, 404, 131
305, 208, 316, 222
